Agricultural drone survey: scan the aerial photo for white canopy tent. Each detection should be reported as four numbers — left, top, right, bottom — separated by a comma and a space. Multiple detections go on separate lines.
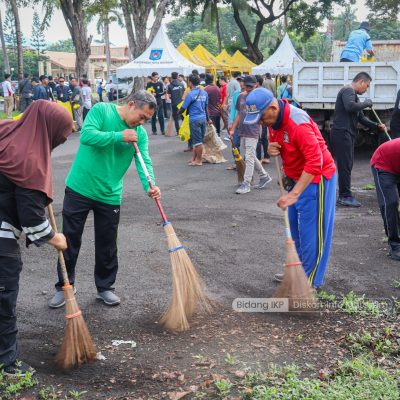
117, 25, 205, 78
252, 34, 304, 75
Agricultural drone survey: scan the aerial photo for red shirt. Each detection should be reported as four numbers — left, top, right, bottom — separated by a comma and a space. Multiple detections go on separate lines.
220, 83, 227, 104
371, 138, 400, 175
269, 101, 336, 183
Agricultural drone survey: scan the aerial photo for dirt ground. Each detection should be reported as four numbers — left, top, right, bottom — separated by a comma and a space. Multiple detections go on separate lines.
5, 129, 399, 399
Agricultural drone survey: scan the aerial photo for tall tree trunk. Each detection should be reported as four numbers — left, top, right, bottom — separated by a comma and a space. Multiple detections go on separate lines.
214, 1, 222, 53
122, 0, 168, 92
59, 0, 92, 79
104, 21, 111, 81
232, 4, 264, 64
0, 10, 10, 74
9, 0, 23, 78
283, 0, 288, 30
121, 0, 135, 60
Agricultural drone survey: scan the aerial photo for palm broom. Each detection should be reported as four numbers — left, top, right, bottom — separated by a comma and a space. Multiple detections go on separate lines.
132, 142, 211, 332
220, 110, 245, 183
273, 157, 317, 311
165, 116, 175, 137
48, 204, 97, 368
371, 107, 391, 141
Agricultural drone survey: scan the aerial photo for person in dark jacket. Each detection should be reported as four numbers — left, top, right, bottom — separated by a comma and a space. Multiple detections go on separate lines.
48, 75, 57, 98
331, 72, 386, 207
33, 75, 53, 101
167, 72, 185, 134
55, 77, 72, 103
18, 73, 33, 112
0, 101, 71, 376
146, 72, 165, 135
390, 89, 400, 139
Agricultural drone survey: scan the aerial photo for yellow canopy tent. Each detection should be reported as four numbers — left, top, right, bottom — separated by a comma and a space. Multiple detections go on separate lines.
193, 44, 229, 74
216, 49, 240, 72
231, 50, 257, 73
177, 42, 211, 71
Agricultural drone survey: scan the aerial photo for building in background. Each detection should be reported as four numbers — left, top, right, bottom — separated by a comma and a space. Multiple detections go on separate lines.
39, 45, 129, 81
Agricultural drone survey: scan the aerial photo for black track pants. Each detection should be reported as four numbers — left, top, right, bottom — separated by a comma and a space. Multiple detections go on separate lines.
55, 187, 120, 293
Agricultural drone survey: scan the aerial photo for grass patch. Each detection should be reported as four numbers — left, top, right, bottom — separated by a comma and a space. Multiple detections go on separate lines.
0, 368, 38, 399
362, 183, 376, 190
0, 110, 20, 120
346, 327, 400, 358
201, 356, 400, 399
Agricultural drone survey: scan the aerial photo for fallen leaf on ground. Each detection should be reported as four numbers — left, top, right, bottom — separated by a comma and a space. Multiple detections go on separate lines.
168, 391, 190, 400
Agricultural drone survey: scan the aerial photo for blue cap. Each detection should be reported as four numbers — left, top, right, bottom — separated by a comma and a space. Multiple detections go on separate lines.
244, 88, 274, 124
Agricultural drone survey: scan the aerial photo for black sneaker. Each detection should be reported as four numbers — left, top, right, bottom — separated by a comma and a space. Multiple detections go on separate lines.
390, 249, 400, 261
2, 360, 36, 377
337, 196, 361, 207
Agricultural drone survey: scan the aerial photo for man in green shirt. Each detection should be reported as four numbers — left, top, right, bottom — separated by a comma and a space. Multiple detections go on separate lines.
49, 90, 161, 308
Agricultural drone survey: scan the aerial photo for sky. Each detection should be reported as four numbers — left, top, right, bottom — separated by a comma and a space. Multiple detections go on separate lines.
0, 1, 369, 48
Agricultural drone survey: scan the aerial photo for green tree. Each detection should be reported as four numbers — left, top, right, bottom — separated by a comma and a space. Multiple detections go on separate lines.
179, 0, 224, 52
332, 5, 358, 41
183, 29, 219, 54
229, 0, 347, 63
0, 9, 10, 73
87, 0, 124, 81
365, 0, 399, 20
47, 39, 75, 52
292, 32, 332, 61
31, 11, 46, 61
167, 15, 203, 46
369, 19, 400, 40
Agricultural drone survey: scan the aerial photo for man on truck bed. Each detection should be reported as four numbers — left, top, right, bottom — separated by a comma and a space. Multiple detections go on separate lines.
340, 21, 374, 62
331, 72, 386, 208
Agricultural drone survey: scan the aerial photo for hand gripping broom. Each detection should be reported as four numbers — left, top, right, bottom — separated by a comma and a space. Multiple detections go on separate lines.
220, 110, 245, 183
371, 108, 391, 141
273, 157, 317, 311
132, 142, 211, 332
48, 204, 97, 369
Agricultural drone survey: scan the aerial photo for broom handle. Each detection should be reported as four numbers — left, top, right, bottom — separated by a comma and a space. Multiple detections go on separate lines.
132, 142, 168, 224
274, 156, 292, 240
220, 108, 238, 150
47, 204, 70, 286
371, 108, 391, 141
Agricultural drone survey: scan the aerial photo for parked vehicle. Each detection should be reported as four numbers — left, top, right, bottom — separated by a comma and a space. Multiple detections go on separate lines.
293, 62, 400, 147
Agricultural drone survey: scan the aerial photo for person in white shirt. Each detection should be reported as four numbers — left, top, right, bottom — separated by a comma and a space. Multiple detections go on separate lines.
178, 74, 187, 89
81, 79, 92, 120
2, 74, 14, 119
105, 79, 115, 102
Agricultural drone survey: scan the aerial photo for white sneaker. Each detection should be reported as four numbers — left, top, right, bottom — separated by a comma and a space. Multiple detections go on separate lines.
236, 182, 251, 194
254, 174, 272, 189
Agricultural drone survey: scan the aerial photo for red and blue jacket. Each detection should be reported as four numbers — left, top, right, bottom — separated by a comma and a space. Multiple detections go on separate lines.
269, 101, 336, 183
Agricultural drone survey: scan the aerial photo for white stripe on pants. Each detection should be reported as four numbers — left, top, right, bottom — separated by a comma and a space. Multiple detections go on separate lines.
240, 136, 267, 184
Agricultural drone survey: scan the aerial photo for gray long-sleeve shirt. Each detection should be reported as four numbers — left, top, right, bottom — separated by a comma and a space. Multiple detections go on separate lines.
332, 85, 378, 135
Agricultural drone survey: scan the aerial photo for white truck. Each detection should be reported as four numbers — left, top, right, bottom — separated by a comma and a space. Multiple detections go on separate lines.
292, 62, 400, 146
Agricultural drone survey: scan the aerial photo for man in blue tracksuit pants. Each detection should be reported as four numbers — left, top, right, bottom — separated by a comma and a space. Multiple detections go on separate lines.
245, 88, 337, 287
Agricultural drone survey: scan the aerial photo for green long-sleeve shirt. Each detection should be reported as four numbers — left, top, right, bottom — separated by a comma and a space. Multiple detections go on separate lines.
65, 102, 155, 205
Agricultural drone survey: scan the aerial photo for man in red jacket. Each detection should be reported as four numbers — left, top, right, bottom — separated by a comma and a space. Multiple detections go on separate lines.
244, 88, 337, 288
371, 138, 400, 261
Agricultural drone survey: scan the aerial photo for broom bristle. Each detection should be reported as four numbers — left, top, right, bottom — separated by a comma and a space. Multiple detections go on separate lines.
165, 117, 175, 137
160, 223, 212, 332
56, 286, 97, 369
235, 158, 245, 183
274, 240, 317, 311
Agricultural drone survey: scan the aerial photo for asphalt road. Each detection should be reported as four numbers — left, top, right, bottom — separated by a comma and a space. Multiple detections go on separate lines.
15, 127, 399, 397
